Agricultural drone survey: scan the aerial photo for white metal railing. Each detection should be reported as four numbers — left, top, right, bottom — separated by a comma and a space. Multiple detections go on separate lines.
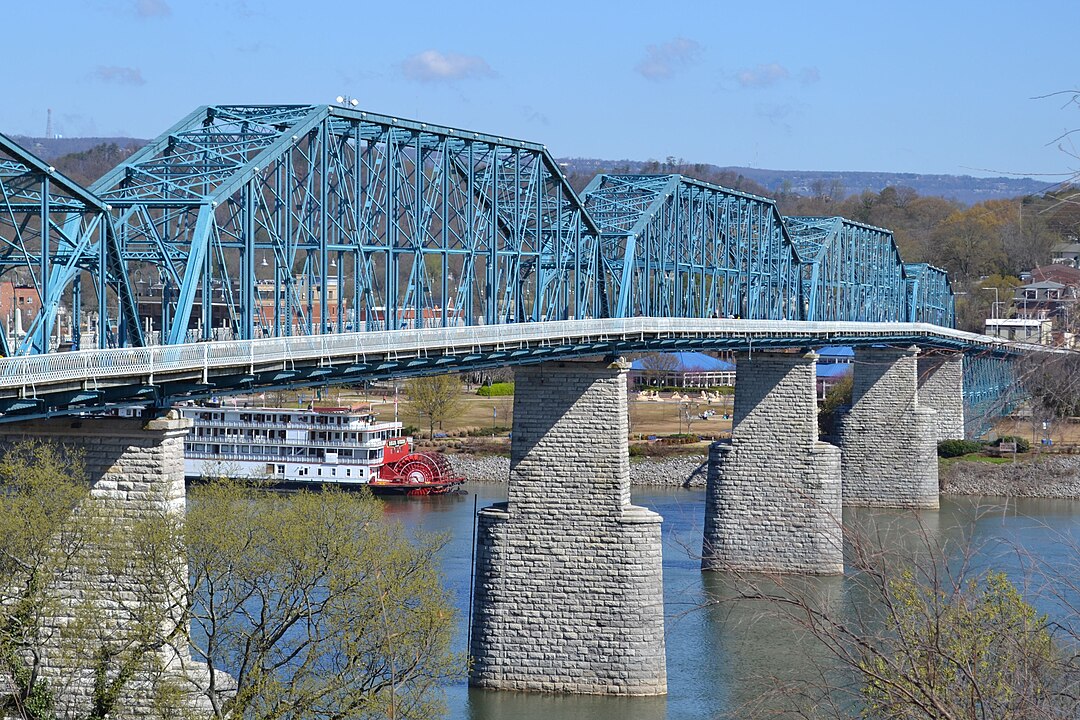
0, 319, 1032, 391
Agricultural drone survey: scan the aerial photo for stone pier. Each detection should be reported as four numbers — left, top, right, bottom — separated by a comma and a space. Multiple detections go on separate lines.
469, 359, 667, 695
917, 354, 966, 441
0, 414, 213, 719
702, 351, 843, 575
840, 346, 939, 508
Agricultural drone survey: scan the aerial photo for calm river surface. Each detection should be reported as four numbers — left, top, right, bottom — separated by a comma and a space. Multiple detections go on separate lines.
378, 484, 1080, 720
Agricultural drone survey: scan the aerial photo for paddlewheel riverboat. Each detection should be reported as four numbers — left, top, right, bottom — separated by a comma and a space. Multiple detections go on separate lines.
179, 404, 465, 496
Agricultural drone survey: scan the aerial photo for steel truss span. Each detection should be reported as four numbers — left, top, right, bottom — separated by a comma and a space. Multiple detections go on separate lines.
0, 134, 134, 357
3, 110, 958, 358
88, 105, 602, 348
582, 174, 801, 321
0, 106, 1027, 426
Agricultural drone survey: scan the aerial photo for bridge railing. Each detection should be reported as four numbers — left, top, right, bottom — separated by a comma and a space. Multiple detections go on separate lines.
0, 319, 1034, 391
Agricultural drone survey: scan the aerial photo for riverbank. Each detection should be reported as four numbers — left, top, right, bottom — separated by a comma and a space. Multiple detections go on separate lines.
450, 451, 1080, 498
940, 454, 1080, 499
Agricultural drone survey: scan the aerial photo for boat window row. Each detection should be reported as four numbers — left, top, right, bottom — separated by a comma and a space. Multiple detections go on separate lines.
295, 466, 364, 478
191, 427, 392, 444
186, 443, 381, 460
190, 411, 379, 426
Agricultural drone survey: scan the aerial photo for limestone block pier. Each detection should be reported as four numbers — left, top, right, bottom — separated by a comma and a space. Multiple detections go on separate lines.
840, 346, 939, 508
469, 359, 667, 695
917, 353, 966, 441
701, 351, 843, 575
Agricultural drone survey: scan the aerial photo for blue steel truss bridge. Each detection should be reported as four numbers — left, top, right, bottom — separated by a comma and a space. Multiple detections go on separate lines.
0, 104, 1033, 426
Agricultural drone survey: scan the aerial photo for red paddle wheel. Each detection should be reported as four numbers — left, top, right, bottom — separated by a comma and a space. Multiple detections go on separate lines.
377, 451, 464, 495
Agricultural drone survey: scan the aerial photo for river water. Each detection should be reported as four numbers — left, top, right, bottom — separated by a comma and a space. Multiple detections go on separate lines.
379, 484, 1080, 720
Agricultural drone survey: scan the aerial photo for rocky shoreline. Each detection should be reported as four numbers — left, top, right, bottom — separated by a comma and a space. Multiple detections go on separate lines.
450, 452, 1080, 499
940, 455, 1080, 499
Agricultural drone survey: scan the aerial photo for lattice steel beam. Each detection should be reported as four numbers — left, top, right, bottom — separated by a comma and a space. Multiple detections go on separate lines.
963, 351, 1021, 438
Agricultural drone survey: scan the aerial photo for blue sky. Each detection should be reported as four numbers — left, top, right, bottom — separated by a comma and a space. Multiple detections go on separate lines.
4, 0, 1080, 178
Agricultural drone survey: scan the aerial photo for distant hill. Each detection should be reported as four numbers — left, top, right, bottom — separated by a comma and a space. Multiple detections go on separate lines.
558, 157, 1054, 205
8, 135, 148, 162
5, 136, 1056, 204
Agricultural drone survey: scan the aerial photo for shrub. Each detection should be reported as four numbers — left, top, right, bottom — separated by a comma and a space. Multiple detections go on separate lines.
476, 382, 515, 397
465, 425, 512, 437
659, 433, 698, 445
937, 439, 984, 458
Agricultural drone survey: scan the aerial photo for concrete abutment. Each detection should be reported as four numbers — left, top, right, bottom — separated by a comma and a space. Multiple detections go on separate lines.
469, 359, 667, 695
702, 351, 843, 575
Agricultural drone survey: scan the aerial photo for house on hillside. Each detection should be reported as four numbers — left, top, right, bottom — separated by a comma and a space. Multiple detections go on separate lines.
1006, 266, 1080, 329
990, 265, 1080, 347
1051, 241, 1080, 267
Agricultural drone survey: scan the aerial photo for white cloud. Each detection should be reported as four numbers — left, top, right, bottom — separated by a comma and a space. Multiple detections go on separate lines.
93, 66, 147, 86
736, 63, 790, 88
522, 105, 550, 125
799, 67, 821, 85
401, 50, 495, 83
636, 37, 702, 81
134, 0, 171, 18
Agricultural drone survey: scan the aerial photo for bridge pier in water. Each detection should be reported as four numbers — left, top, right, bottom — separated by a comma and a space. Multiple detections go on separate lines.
701, 351, 843, 575
0, 414, 212, 718
840, 346, 940, 508
917, 353, 966, 441
469, 359, 667, 695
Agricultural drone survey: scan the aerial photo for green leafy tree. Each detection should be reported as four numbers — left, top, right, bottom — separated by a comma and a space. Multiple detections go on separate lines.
182, 479, 461, 719
1, 441, 461, 720
724, 521, 1079, 720
405, 374, 465, 438
0, 441, 91, 719
0, 441, 190, 720
860, 571, 1059, 720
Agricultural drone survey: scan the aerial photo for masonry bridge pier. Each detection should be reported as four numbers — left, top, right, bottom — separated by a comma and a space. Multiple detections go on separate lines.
0, 105, 1032, 711
700, 346, 967, 576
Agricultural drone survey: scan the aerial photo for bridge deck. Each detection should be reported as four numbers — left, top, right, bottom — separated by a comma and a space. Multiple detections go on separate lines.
0, 318, 1032, 422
